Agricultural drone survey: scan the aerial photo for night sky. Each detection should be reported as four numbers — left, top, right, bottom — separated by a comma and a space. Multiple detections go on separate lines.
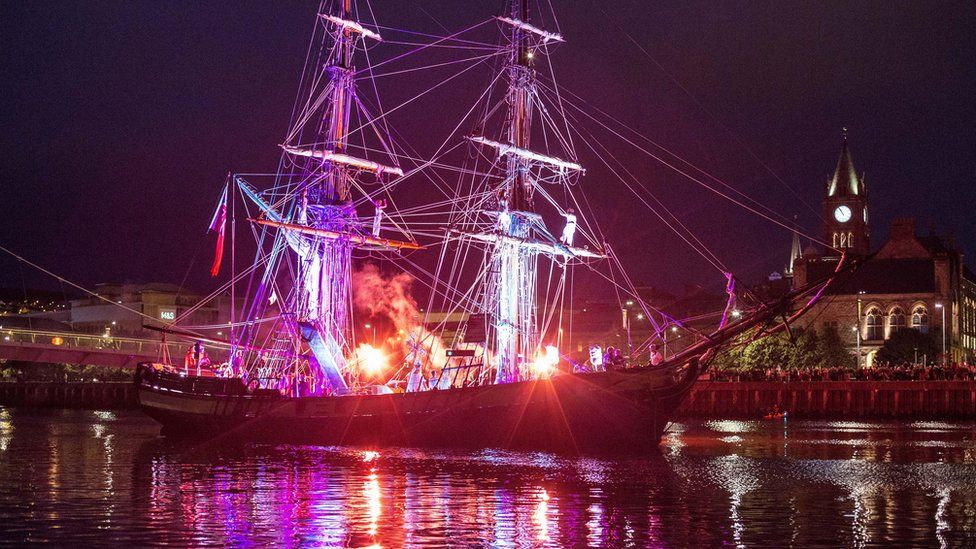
1, 1, 973, 299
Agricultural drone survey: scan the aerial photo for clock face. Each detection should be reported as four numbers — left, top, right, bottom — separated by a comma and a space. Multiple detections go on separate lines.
834, 205, 852, 223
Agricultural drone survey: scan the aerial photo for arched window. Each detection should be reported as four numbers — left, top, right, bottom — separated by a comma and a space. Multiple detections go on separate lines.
911, 306, 929, 334
887, 307, 906, 338
864, 308, 883, 341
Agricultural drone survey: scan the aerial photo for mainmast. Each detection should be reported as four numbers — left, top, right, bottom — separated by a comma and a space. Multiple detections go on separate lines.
474, 0, 578, 384
508, 0, 532, 212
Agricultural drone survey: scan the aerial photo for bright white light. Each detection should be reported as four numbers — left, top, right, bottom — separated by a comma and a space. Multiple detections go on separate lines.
356, 344, 388, 376
532, 345, 560, 377
731, 309, 741, 318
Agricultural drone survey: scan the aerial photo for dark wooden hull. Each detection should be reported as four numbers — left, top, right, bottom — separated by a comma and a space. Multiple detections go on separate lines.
136, 363, 697, 453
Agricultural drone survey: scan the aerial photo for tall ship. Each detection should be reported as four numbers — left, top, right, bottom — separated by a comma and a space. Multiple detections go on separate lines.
136, 0, 845, 452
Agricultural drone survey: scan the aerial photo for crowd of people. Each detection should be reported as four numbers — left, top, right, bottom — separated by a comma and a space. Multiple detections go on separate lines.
706, 362, 976, 382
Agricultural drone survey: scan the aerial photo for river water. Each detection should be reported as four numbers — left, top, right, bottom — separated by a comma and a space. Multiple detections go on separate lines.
0, 408, 973, 547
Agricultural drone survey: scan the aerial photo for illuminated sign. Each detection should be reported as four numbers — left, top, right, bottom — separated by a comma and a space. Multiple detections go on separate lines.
159, 309, 176, 321
446, 349, 476, 357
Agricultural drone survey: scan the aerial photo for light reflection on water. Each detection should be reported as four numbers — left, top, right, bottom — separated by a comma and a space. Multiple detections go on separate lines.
0, 408, 974, 546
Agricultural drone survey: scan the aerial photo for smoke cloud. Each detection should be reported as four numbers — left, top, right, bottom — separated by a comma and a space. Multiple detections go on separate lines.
352, 263, 448, 370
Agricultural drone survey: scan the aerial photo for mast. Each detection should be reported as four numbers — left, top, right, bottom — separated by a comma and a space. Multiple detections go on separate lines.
492, 0, 539, 383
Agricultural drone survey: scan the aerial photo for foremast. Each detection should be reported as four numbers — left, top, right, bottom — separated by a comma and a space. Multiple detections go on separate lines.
271, 1, 404, 395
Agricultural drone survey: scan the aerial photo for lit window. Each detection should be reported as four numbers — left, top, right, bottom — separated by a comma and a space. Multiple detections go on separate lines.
864, 308, 882, 340
911, 306, 929, 334
887, 307, 906, 338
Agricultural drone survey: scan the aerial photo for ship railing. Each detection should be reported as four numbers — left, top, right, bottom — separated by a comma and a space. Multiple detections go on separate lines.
135, 363, 251, 397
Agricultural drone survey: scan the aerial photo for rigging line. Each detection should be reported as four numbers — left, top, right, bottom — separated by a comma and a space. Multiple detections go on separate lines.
599, 4, 824, 223
367, 18, 496, 72
361, 51, 504, 80
343, 52, 499, 141
173, 246, 271, 325
571, 116, 728, 273
0, 243, 158, 325
605, 244, 666, 333
361, 68, 510, 211
350, 95, 399, 168
529, 85, 576, 158
361, 33, 409, 189
381, 40, 500, 52
536, 78, 812, 236
282, 3, 330, 156
372, 24, 499, 47
580, 117, 728, 272
553, 85, 835, 250
397, 244, 492, 315
285, 81, 336, 146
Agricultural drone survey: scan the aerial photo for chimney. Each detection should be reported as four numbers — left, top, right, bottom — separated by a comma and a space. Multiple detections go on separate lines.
890, 218, 916, 241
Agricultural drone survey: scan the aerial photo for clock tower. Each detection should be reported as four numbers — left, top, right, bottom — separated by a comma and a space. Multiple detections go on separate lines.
823, 132, 869, 256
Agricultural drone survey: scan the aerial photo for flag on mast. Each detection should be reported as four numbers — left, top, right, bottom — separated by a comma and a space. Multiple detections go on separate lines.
208, 183, 229, 277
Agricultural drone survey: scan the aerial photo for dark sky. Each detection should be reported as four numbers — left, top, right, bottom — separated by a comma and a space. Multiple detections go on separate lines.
1, 0, 974, 298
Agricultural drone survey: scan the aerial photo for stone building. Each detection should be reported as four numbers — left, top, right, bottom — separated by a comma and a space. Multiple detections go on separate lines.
63, 282, 235, 338
792, 137, 976, 366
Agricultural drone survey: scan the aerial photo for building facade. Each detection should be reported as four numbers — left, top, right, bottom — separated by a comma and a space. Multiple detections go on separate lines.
793, 137, 976, 366
63, 283, 235, 338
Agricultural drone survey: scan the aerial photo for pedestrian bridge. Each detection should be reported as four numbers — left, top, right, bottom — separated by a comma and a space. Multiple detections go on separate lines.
0, 328, 181, 369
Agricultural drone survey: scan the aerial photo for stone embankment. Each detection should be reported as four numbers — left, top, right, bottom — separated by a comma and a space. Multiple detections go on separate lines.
677, 381, 976, 419
0, 382, 136, 409
1, 380, 974, 419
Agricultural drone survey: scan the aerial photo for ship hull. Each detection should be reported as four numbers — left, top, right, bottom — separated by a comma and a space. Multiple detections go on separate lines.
136, 364, 696, 453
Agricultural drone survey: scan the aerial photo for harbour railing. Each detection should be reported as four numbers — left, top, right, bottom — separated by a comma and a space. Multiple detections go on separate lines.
0, 327, 182, 361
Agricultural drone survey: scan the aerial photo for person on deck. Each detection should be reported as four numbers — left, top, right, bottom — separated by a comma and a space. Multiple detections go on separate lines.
649, 344, 664, 366
184, 346, 197, 376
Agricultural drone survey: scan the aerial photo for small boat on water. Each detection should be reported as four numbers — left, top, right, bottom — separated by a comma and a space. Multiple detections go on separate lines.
136, 0, 845, 452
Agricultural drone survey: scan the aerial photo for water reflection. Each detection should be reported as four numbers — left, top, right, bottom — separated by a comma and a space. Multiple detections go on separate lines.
0, 408, 974, 546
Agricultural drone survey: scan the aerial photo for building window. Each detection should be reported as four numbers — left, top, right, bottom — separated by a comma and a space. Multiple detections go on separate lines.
887, 307, 906, 338
911, 306, 929, 334
864, 308, 882, 340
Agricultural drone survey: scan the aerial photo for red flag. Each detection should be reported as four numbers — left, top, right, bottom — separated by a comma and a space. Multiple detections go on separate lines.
208, 184, 228, 277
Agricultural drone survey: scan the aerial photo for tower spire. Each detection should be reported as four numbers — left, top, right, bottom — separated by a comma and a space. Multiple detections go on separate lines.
827, 129, 861, 197
785, 216, 802, 277
822, 131, 870, 256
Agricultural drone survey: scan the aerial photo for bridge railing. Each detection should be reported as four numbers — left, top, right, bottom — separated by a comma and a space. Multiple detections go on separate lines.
0, 327, 184, 360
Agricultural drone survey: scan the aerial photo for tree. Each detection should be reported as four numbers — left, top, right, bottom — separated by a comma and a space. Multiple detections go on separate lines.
876, 328, 939, 365
816, 326, 854, 368
789, 328, 822, 370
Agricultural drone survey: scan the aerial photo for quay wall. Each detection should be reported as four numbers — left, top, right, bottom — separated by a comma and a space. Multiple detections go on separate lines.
677, 381, 976, 419
1, 381, 974, 418
0, 382, 136, 409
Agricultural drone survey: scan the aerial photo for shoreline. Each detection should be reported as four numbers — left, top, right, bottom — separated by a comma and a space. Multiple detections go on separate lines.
1, 380, 974, 419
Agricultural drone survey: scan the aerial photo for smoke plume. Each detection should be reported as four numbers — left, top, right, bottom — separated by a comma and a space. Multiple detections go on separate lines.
352, 263, 448, 370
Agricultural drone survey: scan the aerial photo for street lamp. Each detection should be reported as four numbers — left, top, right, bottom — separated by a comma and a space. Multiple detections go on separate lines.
935, 303, 946, 364
856, 291, 865, 368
